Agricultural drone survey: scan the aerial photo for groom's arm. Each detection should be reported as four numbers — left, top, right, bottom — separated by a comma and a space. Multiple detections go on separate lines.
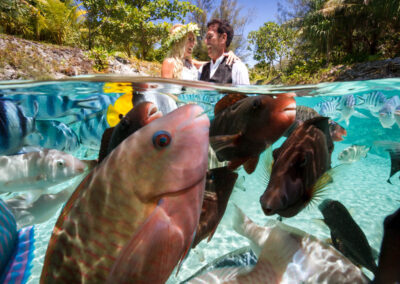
232, 61, 250, 85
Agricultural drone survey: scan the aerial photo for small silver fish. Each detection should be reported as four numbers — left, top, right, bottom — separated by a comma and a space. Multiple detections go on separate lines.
357, 91, 387, 116
0, 149, 92, 197
338, 145, 370, 163
314, 98, 341, 119
378, 96, 400, 129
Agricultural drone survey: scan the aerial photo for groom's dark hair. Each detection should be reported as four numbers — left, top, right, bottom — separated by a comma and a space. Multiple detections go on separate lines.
207, 19, 234, 48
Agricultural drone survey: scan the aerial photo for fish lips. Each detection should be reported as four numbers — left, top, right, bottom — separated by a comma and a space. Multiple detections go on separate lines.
143, 103, 162, 124
260, 177, 304, 218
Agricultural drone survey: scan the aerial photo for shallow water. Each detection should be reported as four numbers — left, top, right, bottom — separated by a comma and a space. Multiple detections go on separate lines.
0, 76, 399, 283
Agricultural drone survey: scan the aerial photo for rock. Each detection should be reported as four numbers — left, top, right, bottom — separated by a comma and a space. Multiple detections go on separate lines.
0, 34, 157, 80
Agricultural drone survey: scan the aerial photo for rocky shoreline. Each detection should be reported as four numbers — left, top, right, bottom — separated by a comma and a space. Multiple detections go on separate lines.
0, 34, 159, 81
1, 34, 399, 83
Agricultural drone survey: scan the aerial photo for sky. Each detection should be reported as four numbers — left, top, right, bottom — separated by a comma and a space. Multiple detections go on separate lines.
235, 0, 281, 67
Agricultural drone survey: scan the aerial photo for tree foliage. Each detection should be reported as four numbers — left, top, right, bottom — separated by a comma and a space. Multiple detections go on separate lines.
248, 22, 296, 73
86, 0, 199, 60
0, 0, 84, 45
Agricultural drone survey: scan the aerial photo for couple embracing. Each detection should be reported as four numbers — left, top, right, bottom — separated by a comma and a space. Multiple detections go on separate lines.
162, 19, 249, 85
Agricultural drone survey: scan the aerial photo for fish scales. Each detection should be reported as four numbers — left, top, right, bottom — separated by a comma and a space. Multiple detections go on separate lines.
44, 162, 155, 283
41, 104, 209, 284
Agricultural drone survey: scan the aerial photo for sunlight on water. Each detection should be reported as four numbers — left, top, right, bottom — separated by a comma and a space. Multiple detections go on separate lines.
0, 75, 399, 283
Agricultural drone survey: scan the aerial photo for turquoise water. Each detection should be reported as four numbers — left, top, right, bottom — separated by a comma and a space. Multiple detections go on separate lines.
0, 76, 399, 283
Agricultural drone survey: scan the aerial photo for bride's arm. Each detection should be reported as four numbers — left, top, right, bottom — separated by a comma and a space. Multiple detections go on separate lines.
161, 58, 175, 78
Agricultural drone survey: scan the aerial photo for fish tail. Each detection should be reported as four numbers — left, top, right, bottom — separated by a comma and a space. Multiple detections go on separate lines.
232, 204, 270, 252
1, 226, 35, 284
246, 225, 300, 284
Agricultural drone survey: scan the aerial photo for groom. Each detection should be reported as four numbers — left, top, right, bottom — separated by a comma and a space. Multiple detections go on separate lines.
199, 19, 249, 85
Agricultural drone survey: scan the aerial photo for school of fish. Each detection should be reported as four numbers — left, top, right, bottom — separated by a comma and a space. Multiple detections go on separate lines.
0, 82, 399, 284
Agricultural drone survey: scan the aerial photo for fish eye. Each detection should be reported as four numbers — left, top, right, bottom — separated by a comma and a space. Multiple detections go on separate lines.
56, 160, 65, 167
152, 131, 171, 149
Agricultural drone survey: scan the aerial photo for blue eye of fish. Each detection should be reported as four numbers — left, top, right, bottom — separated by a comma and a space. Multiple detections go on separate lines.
152, 131, 171, 149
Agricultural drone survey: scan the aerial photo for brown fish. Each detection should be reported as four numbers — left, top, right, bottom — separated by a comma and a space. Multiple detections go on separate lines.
283, 105, 347, 142
318, 199, 378, 274
40, 104, 210, 284
260, 117, 334, 218
98, 101, 162, 163
210, 93, 296, 174
192, 166, 238, 248
373, 207, 400, 284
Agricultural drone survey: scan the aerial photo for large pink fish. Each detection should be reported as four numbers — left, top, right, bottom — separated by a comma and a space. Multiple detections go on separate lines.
40, 104, 210, 284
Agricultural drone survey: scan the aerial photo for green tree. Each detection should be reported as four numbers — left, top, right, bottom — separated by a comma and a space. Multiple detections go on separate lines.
0, 0, 83, 45
87, 0, 199, 59
248, 22, 295, 74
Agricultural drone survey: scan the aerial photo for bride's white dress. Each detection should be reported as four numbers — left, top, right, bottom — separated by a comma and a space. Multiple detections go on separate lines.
181, 60, 199, 81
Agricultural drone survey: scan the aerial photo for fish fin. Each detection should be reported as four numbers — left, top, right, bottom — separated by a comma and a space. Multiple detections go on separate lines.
234, 175, 246, 191
106, 104, 124, 127
210, 133, 242, 153
0, 226, 35, 284
18, 190, 45, 205
232, 204, 270, 255
371, 246, 379, 260
356, 95, 365, 104
237, 225, 300, 284
388, 149, 400, 179
353, 110, 369, 119
108, 204, 190, 283
97, 127, 114, 163
243, 156, 259, 174
113, 92, 134, 117
308, 170, 335, 207
214, 93, 248, 115
312, 218, 327, 227
260, 147, 273, 187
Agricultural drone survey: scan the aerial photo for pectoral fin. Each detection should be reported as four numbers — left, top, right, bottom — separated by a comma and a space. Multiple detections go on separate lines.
107, 204, 189, 283
210, 133, 241, 153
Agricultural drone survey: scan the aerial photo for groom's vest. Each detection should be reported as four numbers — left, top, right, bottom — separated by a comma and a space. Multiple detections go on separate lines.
200, 57, 232, 84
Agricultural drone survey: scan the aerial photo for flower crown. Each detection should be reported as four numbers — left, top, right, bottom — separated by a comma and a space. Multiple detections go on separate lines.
165, 23, 200, 47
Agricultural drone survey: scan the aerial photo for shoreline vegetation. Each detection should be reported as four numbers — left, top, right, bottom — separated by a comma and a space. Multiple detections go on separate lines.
1, 34, 399, 85
1, 0, 399, 85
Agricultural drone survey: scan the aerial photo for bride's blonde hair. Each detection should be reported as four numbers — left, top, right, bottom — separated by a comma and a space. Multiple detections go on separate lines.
165, 24, 197, 79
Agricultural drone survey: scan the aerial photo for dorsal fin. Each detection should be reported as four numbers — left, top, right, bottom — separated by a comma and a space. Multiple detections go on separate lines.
214, 93, 248, 115
304, 116, 334, 153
